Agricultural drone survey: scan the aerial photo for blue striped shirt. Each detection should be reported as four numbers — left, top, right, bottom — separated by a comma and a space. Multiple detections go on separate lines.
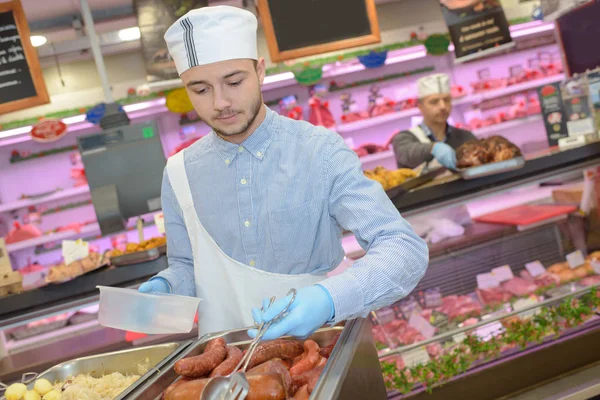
155, 106, 428, 323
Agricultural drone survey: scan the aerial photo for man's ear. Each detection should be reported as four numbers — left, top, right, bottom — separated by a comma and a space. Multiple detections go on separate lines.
256, 57, 266, 85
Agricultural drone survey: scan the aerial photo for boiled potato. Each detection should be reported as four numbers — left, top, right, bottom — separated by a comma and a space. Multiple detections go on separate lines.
5, 383, 27, 400
33, 379, 53, 396
23, 391, 41, 400
42, 390, 61, 400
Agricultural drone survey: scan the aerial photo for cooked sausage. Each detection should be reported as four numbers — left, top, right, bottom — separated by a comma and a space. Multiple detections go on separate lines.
292, 384, 310, 400
163, 377, 191, 399
290, 365, 324, 396
174, 338, 228, 378
307, 366, 324, 393
290, 340, 320, 377
247, 340, 304, 369
247, 359, 292, 394
164, 378, 209, 400
164, 374, 286, 400
209, 346, 243, 377
319, 333, 341, 359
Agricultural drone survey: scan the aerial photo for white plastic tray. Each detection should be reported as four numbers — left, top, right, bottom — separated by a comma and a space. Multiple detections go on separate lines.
97, 285, 202, 334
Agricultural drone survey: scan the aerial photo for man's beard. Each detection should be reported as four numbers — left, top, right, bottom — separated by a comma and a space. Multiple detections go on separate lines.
212, 92, 263, 139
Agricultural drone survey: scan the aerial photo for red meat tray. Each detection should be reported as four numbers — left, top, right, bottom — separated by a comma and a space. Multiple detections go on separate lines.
473, 205, 577, 227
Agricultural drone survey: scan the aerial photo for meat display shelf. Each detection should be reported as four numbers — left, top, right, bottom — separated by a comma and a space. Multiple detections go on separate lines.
0, 186, 90, 213
334, 75, 562, 134
472, 114, 543, 137
391, 141, 600, 216
0, 256, 168, 329
359, 149, 395, 165
5, 223, 100, 253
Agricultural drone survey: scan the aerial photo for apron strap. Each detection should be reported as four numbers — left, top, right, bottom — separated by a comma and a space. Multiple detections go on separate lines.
166, 151, 195, 212
409, 126, 432, 144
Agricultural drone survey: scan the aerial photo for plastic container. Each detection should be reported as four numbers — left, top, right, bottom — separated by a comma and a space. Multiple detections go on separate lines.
97, 285, 202, 334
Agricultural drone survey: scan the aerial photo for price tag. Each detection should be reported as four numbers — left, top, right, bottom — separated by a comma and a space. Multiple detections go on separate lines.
408, 312, 436, 339
402, 347, 431, 368
513, 297, 540, 320
591, 260, 600, 275
525, 261, 547, 278
474, 322, 504, 342
491, 265, 514, 282
154, 212, 166, 234
62, 239, 89, 265
567, 250, 585, 269
477, 273, 500, 289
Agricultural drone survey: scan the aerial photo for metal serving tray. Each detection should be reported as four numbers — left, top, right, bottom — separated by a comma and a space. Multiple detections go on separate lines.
112, 248, 162, 267
123, 318, 387, 400
457, 156, 525, 180
24, 342, 191, 398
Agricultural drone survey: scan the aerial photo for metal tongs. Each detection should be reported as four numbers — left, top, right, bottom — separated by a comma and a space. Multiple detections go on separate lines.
200, 288, 297, 400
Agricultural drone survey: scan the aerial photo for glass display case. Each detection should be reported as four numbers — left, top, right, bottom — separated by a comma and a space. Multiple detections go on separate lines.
356, 142, 600, 399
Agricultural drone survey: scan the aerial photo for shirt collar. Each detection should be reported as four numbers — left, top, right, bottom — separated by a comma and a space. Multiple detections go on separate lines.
420, 122, 453, 143
209, 105, 276, 166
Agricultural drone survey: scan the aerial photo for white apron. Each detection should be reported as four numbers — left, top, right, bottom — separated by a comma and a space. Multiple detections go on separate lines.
408, 126, 443, 171
167, 151, 325, 337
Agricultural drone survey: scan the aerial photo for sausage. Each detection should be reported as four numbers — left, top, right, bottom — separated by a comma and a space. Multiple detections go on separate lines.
290, 365, 324, 396
291, 385, 310, 400
247, 340, 304, 369
290, 340, 320, 377
164, 374, 286, 400
163, 377, 191, 399
209, 346, 243, 377
174, 338, 227, 378
307, 366, 323, 393
247, 359, 292, 394
319, 333, 341, 359
164, 378, 209, 400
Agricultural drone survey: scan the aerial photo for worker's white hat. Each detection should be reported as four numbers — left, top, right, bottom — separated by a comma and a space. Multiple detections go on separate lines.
418, 73, 451, 98
164, 6, 258, 76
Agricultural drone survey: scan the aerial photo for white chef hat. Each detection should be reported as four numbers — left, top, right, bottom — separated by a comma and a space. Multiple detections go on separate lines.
417, 73, 451, 98
164, 6, 258, 76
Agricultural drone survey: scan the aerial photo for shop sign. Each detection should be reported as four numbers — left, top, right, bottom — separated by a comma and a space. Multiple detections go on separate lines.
30, 119, 67, 143
537, 82, 568, 146
439, 0, 513, 62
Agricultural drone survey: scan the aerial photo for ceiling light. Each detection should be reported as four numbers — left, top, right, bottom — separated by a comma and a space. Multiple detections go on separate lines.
118, 27, 141, 42
30, 35, 47, 47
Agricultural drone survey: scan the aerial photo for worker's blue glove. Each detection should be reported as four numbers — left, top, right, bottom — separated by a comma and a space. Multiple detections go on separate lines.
138, 277, 170, 294
431, 142, 457, 169
248, 285, 335, 340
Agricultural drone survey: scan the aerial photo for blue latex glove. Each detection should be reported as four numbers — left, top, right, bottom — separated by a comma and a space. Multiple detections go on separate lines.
431, 142, 457, 169
138, 278, 170, 294
248, 285, 335, 340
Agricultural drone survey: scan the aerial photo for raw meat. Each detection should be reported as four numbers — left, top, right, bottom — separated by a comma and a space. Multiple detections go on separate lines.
437, 295, 483, 321
476, 287, 513, 307
580, 275, 600, 287
520, 270, 560, 288
502, 277, 538, 297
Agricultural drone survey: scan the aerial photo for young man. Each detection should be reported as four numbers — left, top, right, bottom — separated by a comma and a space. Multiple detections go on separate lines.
139, 6, 428, 340
392, 73, 477, 170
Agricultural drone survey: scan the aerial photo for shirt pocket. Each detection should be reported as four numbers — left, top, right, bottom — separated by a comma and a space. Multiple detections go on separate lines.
269, 200, 321, 263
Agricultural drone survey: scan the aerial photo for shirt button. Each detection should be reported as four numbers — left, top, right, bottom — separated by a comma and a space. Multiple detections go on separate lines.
249, 260, 256, 267
244, 220, 251, 227
256, 151, 262, 158
225, 159, 231, 165
240, 178, 247, 185
238, 146, 244, 153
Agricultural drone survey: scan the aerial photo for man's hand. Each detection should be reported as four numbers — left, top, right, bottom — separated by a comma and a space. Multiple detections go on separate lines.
248, 285, 335, 340
138, 278, 170, 294
431, 142, 457, 169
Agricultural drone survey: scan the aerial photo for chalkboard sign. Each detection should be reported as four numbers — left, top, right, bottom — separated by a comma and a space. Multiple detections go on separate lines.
0, 0, 48, 115
257, 0, 380, 62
